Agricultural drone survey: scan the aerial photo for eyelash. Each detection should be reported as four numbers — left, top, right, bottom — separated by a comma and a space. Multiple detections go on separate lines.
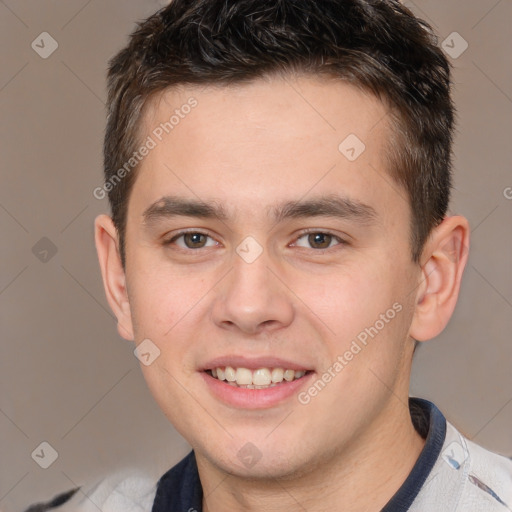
163, 229, 347, 253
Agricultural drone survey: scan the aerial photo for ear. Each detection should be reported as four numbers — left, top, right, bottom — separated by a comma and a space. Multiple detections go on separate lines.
410, 215, 470, 342
94, 214, 134, 341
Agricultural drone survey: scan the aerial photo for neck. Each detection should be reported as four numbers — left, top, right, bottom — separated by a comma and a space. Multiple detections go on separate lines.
197, 398, 426, 512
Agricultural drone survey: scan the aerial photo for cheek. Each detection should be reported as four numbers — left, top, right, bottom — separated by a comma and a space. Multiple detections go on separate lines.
299, 256, 414, 376
297, 263, 393, 337
126, 260, 215, 383
126, 255, 201, 338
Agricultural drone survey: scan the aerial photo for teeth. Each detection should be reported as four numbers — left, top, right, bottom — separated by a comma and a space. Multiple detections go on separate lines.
253, 368, 271, 386
284, 369, 295, 381
210, 366, 307, 387
235, 367, 253, 385
271, 368, 284, 383
224, 366, 236, 382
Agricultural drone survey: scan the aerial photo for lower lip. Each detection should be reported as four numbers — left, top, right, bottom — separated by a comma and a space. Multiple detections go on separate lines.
201, 372, 314, 409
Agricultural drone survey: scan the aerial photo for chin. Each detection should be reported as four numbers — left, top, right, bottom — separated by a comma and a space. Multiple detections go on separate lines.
197, 435, 328, 482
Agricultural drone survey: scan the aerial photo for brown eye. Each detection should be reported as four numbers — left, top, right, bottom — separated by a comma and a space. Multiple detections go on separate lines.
182, 232, 208, 248
293, 231, 344, 251
308, 233, 333, 249
165, 231, 217, 250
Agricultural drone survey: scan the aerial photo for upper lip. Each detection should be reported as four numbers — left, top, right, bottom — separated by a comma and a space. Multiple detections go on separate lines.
200, 355, 313, 372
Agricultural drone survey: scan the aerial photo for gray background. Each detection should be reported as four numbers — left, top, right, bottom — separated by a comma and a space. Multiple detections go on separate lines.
1, 1, 511, 510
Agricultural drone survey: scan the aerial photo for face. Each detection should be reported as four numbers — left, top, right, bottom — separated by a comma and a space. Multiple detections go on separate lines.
120, 75, 421, 479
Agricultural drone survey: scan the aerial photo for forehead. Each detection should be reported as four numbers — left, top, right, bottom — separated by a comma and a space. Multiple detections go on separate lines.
131, 75, 404, 225
141, 75, 389, 151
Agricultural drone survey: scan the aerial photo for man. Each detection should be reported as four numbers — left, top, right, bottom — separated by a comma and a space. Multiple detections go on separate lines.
33, 0, 511, 510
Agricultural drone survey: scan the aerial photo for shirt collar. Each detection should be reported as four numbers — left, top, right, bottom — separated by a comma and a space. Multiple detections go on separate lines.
381, 397, 447, 511
152, 397, 447, 512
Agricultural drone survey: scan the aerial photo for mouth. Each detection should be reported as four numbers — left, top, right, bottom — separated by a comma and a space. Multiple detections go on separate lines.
205, 366, 313, 389
200, 357, 315, 408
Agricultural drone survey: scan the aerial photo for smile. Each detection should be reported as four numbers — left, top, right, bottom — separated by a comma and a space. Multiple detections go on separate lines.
206, 366, 310, 389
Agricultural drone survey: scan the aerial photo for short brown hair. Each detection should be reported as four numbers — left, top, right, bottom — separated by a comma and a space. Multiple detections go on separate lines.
104, 0, 454, 267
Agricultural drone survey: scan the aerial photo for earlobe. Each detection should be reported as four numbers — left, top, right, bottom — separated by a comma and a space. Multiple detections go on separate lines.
94, 214, 134, 341
410, 216, 470, 342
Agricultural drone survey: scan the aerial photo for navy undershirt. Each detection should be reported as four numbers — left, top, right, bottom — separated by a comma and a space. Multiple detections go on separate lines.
152, 397, 447, 512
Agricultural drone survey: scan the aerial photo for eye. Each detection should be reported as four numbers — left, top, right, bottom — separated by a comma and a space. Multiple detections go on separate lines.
165, 231, 218, 250
293, 231, 344, 250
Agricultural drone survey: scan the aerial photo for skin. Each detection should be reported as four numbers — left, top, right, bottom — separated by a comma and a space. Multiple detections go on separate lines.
95, 74, 469, 511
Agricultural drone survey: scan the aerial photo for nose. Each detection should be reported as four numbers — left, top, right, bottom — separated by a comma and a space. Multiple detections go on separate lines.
211, 245, 295, 336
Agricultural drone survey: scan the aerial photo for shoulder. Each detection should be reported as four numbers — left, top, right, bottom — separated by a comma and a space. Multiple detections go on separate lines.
26, 452, 198, 512
459, 428, 512, 508
413, 419, 512, 511
28, 469, 157, 512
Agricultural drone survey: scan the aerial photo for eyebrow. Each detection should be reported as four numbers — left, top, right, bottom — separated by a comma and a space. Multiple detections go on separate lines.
142, 194, 377, 226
